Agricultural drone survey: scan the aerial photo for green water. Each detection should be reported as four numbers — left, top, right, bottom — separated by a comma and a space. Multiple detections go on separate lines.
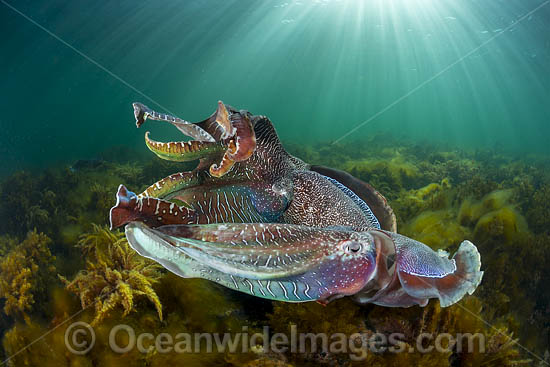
1, 0, 549, 176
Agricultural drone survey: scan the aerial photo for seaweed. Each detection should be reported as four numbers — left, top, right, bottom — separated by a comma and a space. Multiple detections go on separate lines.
525, 185, 550, 235
59, 225, 163, 326
0, 230, 56, 324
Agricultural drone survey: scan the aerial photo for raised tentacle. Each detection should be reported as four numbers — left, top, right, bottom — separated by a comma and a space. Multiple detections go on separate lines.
208, 139, 237, 177
133, 102, 215, 142
137, 171, 200, 202
208, 112, 257, 177
144, 131, 225, 162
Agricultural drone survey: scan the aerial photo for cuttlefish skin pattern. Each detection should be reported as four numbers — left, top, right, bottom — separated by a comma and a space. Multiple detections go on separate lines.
111, 101, 483, 308
110, 104, 378, 232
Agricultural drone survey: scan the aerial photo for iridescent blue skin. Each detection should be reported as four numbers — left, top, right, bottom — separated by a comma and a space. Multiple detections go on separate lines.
111, 102, 483, 307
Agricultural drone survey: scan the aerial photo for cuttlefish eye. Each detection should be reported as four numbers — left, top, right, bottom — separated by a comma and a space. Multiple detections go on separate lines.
341, 240, 364, 254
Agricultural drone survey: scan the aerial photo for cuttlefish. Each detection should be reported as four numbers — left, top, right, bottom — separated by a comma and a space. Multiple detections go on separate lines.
110, 101, 483, 307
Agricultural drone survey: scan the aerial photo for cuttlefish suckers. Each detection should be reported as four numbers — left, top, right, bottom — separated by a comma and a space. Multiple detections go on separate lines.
125, 222, 482, 307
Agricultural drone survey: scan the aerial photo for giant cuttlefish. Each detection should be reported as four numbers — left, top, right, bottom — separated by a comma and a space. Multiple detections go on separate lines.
110, 102, 483, 307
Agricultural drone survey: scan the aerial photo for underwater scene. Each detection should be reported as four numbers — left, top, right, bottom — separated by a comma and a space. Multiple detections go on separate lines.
1, 0, 550, 366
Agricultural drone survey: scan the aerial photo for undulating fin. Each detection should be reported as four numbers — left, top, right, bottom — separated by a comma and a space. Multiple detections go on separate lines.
321, 175, 381, 230
109, 184, 196, 229
133, 102, 215, 142
311, 165, 397, 232
354, 231, 483, 307
396, 239, 483, 307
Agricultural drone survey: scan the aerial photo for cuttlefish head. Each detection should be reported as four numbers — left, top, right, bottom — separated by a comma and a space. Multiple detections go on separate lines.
134, 101, 257, 177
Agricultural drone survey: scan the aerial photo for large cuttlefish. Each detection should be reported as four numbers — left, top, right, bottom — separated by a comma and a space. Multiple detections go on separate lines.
110, 102, 483, 307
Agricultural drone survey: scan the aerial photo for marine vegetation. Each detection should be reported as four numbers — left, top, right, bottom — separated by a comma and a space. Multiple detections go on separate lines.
60, 224, 163, 326
0, 230, 56, 323
266, 297, 529, 366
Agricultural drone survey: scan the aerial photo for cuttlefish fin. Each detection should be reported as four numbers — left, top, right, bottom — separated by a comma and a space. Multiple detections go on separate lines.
396, 239, 483, 307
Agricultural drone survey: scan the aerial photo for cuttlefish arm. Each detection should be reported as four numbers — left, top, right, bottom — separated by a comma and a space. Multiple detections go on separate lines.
208, 108, 256, 177
144, 132, 225, 162
124, 223, 483, 306
110, 179, 292, 229
110, 185, 198, 230
134, 101, 257, 178
133, 102, 216, 142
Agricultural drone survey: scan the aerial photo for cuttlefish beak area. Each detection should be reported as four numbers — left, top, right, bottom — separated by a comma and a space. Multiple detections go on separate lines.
133, 101, 257, 177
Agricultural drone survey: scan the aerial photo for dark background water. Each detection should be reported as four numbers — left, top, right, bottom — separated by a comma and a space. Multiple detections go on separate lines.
1, 0, 549, 176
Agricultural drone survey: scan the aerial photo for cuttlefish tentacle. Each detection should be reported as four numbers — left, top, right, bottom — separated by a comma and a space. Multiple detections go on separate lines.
213, 100, 235, 139
133, 102, 215, 142
109, 185, 197, 229
209, 140, 237, 177
353, 231, 483, 308
135, 102, 258, 178
209, 112, 256, 177
137, 171, 200, 202
111, 181, 292, 229
227, 112, 256, 161
145, 131, 225, 162
125, 222, 318, 302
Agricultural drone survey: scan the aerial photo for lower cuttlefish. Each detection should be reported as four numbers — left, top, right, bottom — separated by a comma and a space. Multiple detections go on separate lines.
110, 101, 483, 307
